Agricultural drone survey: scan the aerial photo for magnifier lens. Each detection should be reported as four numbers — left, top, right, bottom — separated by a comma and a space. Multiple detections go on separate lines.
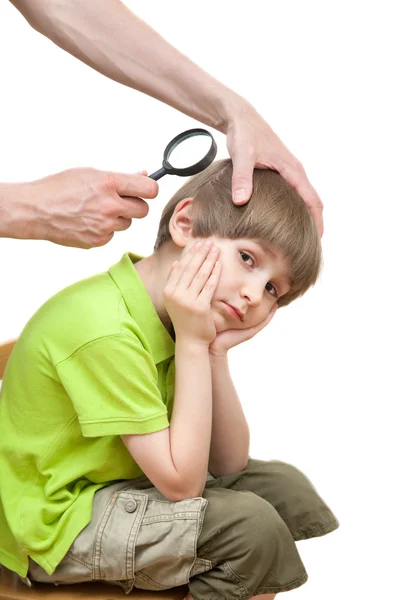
167, 135, 213, 169
148, 128, 217, 181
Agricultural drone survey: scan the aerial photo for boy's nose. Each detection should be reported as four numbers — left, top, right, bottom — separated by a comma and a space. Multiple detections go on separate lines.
241, 284, 264, 306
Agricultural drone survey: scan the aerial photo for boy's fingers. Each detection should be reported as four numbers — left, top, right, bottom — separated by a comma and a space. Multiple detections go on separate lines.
171, 241, 209, 290
256, 304, 278, 332
186, 246, 220, 296
245, 304, 278, 338
165, 260, 185, 289
164, 241, 200, 288
197, 259, 221, 302
178, 242, 215, 289
167, 261, 178, 279
264, 303, 278, 326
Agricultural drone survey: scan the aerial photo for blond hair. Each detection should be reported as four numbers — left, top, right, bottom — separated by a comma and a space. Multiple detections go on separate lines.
154, 159, 321, 306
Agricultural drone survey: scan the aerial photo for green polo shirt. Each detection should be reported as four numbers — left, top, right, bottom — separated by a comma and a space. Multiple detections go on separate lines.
0, 253, 175, 577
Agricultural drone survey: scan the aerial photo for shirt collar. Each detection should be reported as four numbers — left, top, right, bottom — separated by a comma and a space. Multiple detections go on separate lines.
108, 252, 175, 364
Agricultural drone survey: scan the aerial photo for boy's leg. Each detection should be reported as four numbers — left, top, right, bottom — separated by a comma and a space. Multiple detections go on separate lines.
28, 476, 308, 599
27, 460, 336, 599
184, 458, 338, 600
27, 478, 210, 593
188, 486, 308, 599
205, 457, 339, 541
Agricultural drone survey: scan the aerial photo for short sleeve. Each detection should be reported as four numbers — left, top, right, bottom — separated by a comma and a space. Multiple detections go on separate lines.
55, 334, 169, 437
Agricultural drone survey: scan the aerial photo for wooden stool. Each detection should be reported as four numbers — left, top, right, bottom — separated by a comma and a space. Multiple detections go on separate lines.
0, 342, 188, 599
0, 565, 187, 599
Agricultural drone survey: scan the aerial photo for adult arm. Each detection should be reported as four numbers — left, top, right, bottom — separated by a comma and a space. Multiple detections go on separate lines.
0, 168, 158, 248
9, 0, 324, 234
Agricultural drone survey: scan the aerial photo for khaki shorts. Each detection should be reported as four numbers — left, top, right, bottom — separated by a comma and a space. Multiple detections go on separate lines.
28, 458, 339, 599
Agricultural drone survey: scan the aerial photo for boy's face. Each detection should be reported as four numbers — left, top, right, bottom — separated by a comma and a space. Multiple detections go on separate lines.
196, 237, 292, 332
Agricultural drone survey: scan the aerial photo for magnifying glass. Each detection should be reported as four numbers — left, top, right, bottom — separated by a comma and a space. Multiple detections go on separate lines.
149, 128, 217, 181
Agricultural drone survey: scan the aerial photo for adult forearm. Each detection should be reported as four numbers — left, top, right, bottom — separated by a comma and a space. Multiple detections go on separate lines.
208, 354, 250, 477
12, 0, 241, 133
0, 182, 35, 240
169, 339, 213, 497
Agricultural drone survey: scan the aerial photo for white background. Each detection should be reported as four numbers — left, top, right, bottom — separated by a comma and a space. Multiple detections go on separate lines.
1, 1, 399, 598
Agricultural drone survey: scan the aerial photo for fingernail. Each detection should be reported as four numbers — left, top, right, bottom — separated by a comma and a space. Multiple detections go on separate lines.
196, 240, 203, 248
234, 188, 247, 203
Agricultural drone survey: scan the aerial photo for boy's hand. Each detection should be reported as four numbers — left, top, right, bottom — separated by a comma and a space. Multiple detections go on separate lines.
164, 240, 221, 346
209, 304, 278, 358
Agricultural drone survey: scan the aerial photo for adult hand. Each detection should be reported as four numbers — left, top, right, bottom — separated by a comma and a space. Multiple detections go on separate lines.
209, 304, 278, 358
10, 2, 322, 236
226, 100, 324, 236
0, 168, 158, 248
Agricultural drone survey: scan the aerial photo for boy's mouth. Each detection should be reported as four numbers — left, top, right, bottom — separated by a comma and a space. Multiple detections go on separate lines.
221, 302, 244, 321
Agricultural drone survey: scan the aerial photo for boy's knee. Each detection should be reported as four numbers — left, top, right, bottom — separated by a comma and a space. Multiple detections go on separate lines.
201, 490, 289, 559
247, 457, 316, 492
246, 459, 338, 540
195, 490, 305, 597
237, 491, 292, 544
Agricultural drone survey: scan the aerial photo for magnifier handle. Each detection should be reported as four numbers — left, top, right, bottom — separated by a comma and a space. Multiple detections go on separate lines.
148, 167, 167, 181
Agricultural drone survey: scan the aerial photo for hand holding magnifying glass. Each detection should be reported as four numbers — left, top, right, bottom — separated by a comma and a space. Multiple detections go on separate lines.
149, 128, 217, 181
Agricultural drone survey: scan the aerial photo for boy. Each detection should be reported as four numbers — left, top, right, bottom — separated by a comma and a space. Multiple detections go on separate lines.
0, 160, 338, 599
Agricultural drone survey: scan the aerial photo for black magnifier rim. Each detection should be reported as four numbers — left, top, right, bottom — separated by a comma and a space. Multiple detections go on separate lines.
162, 128, 217, 177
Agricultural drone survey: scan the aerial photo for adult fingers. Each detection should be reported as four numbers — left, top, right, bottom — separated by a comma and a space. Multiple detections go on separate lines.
279, 163, 324, 236
119, 197, 150, 219
231, 150, 324, 236
230, 149, 255, 205
112, 172, 158, 199
226, 106, 324, 235
114, 217, 133, 232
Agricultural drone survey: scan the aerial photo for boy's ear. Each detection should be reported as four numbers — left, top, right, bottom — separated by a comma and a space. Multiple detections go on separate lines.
169, 198, 195, 248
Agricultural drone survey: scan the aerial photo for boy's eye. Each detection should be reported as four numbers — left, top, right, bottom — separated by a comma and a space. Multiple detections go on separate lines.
240, 251, 254, 266
265, 282, 278, 298
240, 251, 278, 298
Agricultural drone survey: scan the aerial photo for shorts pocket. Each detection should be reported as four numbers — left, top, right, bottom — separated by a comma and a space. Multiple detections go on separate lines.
93, 490, 148, 583
132, 492, 209, 591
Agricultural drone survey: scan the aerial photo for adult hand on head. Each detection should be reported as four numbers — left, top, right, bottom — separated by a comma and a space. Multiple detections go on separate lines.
225, 99, 324, 236
209, 303, 278, 358
0, 168, 158, 248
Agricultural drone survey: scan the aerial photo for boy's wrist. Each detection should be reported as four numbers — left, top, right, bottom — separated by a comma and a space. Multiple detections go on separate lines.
209, 349, 228, 362
175, 337, 211, 356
